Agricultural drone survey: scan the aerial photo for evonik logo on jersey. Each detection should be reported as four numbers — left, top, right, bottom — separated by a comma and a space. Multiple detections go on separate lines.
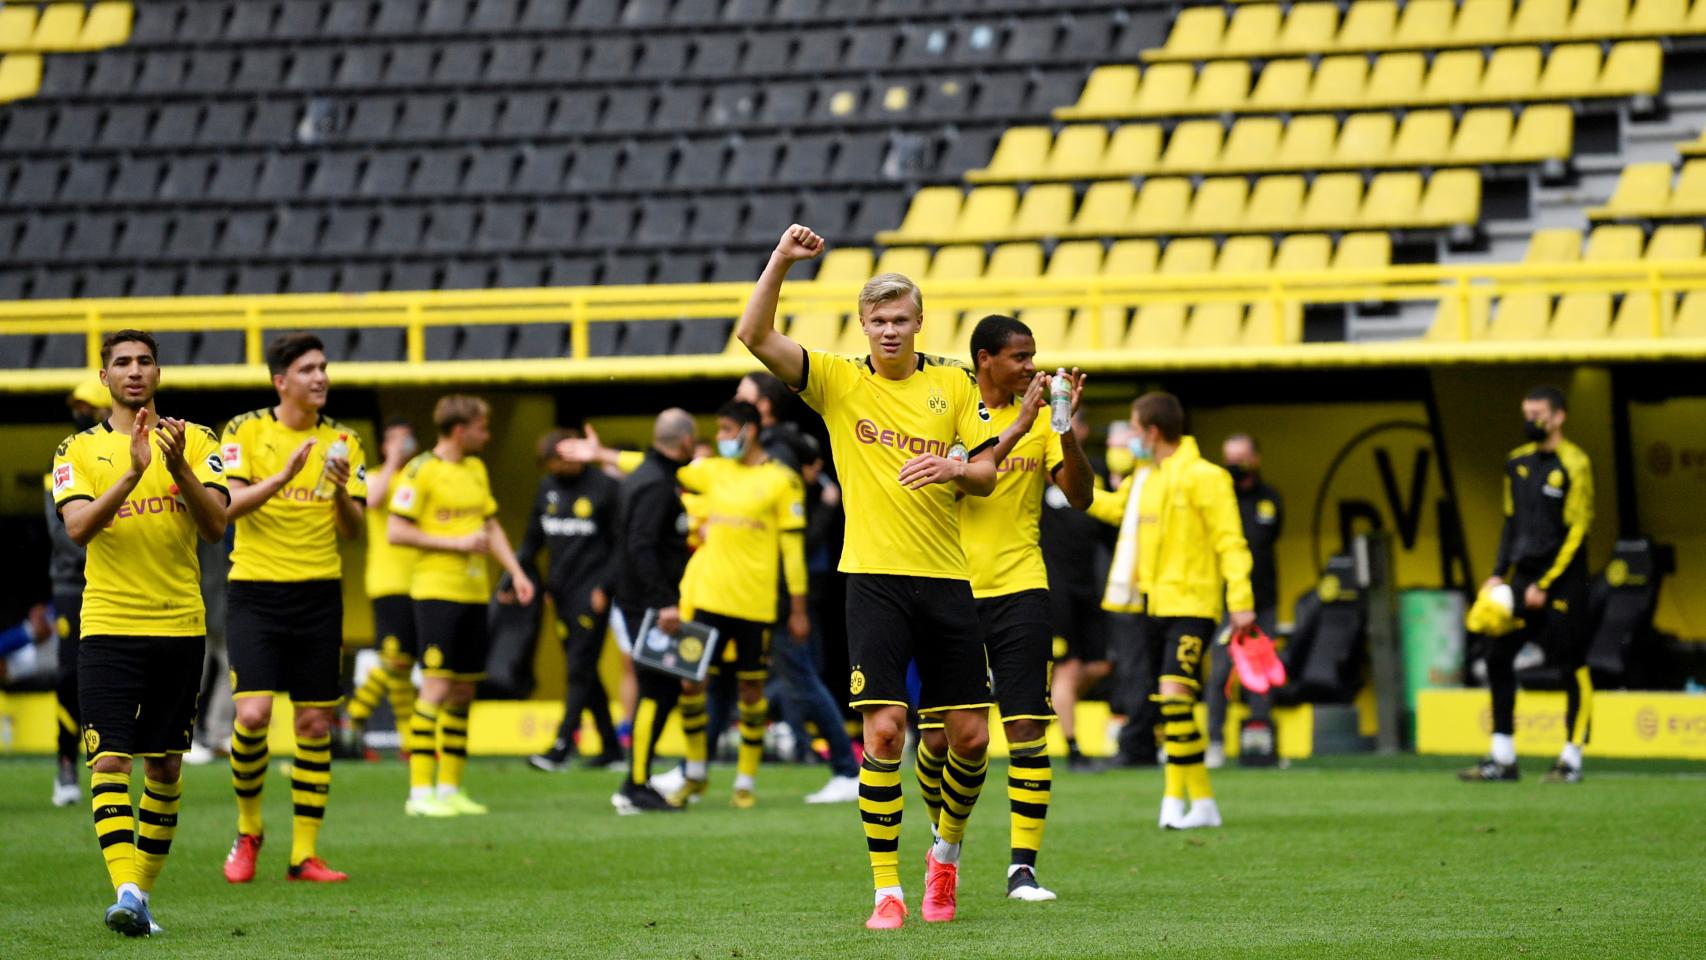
854, 419, 951, 457
107, 494, 186, 526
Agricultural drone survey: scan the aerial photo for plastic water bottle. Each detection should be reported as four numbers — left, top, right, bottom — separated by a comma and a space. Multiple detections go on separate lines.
947, 442, 968, 462
1049, 368, 1072, 434
313, 433, 350, 500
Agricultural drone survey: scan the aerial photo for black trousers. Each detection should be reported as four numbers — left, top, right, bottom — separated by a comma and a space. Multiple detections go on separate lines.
54, 593, 82, 764
1484, 562, 1592, 742
551, 600, 618, 757
1110, 612, 1163, 765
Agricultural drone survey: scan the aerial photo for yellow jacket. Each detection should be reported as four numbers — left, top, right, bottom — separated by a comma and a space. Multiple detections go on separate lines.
1089, 437, 1255, 619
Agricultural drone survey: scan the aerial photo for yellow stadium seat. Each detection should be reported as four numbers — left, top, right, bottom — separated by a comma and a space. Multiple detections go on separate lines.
1299, 173, 1364, 230
1549, 294, 1613, 338
876, 186, 962, 244
1536, 43, 1603, 99
1025, 242, 1097, 347
1362, 172, 1423, 227
1448, 109, 1514, 165
1250, 59, 1311, 112
1487, 293, 1552, 339
1048, 240, 1106, 277
1222, 4, 1286, 58
1417, 50, 1482, 105
927, 245, 985, 282
1277, 115, 1339, 170
1103, 124, 1163, 176
1128, 302, 1187, 349
1608, 291, 1673, 338
1511, 0, 1572, 43
1187, 61, 1251, 114
1183, 302, 1246, 349
1160, 120, 1226, 173
1128, 178, 1192, 236
1394, 0, 1455, 49
1482, 45, 1545, 101
0, 7, 38, 52
1240, 234, 1301, 345
834, 316, 873, 355
817, 247, 875, 282
78, 1, 133, 50
1680, 128, 1706, 157
1336, 1, 1397, 52
1523, 228, 1583, 263
1022, 308, 1072, 350
1333, 113, 1394, 168
919, 314, 967, 357
1275, 234, 1334, 272
31, 3, 85, 50
1157, 238, 1217, 274
1508, 105, 1574, 163
949, 186, 1019, 242
1391, 110, 1454, 166
1243, 176, 1306, 232
1669, 159, 1706, 215
787, 314, 847, 352
1333, 232, 1393, 271
1007, 184, 1075, 240
1104, 238, 1160, 276
0, 52, 42, 102
1152, 6, 1226, 60
1058, 66, 1138, 120
1584, 225, 1645, 261
968, 127, 1052, 183
1091, 238, 1160, 349
1418, 169, 1481, 226
1570, 0, 1630, 38
1672, 293, 1706, 337
1224, 118, 1285, 172
1588, 162, 1672, 218
1646, 224, 1704, 260
1183, 177, 1249, 234
1133, 63, 1198, 117
1278, 2, 1340, 55
1067, 181, 1137, 238
1599, 42, 1661, 97
1309, 55, 1371, 110
1045, 125, 1110, 180
987, 242, 1044, 279
1372, 52, 1434, 108
1452, 0, 1514, 46
1626, 0, 1689, 36
874, 247, 931, 281
1217, 235, 1274, 273
1427, 295, 1492, 340
1243, 300, 1303, 346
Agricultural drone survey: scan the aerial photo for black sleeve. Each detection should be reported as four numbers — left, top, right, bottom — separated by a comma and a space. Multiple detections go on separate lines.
1492, 463, 1515, 578
625, 480, 679, 609
1269, 488, 1284, 541
593, 481, 621, 592
512, 482, 547, 588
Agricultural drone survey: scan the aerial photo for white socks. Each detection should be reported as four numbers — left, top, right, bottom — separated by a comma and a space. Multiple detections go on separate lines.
733, 773, 755, 792
117, 882, 142, 901
1490, 734, 1516, 766
436, 784, 459, 799
1560, 743, 1583, 768
410, 785, 433, 802
931, 839, 961, 865
875, 885, 903, 905
685, 760, 708, 781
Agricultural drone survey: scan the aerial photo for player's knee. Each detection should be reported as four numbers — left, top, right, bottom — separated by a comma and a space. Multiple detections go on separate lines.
143, 755, 182, 783
737, 680, 764, 703
235, 696, 273, 730
919, 727, 948, 757
861, 711, 906, 759
947, 720, 989, 758
1005, 718, 1046, 746
294, 708, 331, 740
90, 754, 131, 775
1084, 660, 1112, 683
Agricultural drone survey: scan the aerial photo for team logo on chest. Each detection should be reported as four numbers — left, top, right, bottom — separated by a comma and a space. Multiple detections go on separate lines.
926, 386, 948, 415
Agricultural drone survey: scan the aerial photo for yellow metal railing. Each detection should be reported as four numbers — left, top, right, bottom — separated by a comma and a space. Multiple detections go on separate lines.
4, 259, 1706, 391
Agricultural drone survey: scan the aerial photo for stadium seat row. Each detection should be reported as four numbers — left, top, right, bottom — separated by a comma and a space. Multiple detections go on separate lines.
1434, 287, 1706, 341
1058, 42, 1662, 119
969, 107, 1572, 182
1148, 0, 1706, 62
1523, 223, 1705, 263
1589, 160, 1706, 218
877, 171, 1480, 244
1682, 128, 1706, 155
0, 2, 131, 53
0, 53, 41, 103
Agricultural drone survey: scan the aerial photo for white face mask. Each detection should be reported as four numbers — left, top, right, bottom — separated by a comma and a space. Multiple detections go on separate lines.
1128, 436, 1151, 460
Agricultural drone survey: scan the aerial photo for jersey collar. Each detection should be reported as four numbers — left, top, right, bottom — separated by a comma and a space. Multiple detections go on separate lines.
862, 354, 926, 375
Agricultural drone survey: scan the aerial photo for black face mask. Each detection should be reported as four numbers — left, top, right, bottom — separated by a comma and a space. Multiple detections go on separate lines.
72, 412, 98, 430
1523, 420, 1550, 443
1226, 464, 1253, 484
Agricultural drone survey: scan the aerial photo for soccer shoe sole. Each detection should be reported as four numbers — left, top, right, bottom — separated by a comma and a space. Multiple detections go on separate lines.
105, 900, 148, 937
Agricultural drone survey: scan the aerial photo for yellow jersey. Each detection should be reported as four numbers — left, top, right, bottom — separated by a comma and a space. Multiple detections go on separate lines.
389, 452, 497, 604
364, 499, 417, 598
677, 457, 807, 622
221, 408, 368, 582
52, 418, 227, 637
959, 401, 1064, 598
797, 349, 993, 580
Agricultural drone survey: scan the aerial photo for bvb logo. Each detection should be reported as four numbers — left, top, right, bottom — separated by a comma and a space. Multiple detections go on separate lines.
1635, 706, 1660, 740
1606, 559, 1629, 588
926, 388, 948, 415
424, 646, 445, 670
1547, 469, 1564, 488
84, 728, 100, 754
849, 669, 867, 696
1318, 574, 1342, 603
381, 634, 400, 654
573, 497, 593, 519
678, 636, 705, 662
1647, 442, 1674, 477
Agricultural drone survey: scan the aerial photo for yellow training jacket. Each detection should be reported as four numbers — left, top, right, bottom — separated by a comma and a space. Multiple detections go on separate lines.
1088, 436, 1254, 619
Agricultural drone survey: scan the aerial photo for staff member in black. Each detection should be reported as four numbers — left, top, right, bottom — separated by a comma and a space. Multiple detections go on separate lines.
518, 428, 624, 773
610, 409, 697, 814
1206, 432, 1282, 767
1464, 385, 1594, 784
1040, 410, 1114, 771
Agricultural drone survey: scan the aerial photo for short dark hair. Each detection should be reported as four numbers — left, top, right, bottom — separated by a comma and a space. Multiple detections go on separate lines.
100, 329, 158, 366
1525, 385, 1567, 413
383, 416, 414, 433
743, 372, 791, 413
968, 315, 1032, 367
265, 332, 326, 375
718, 399, 761, 430
1134, 392, 1185, 443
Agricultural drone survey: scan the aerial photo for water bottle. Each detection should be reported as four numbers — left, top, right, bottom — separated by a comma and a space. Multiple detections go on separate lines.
947, 442, 968, 462
1049, 368, 1072, 434
313, 433, 350, 500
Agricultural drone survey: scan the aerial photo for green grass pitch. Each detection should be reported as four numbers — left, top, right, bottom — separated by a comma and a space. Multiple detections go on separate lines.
3, 754, 1701, 959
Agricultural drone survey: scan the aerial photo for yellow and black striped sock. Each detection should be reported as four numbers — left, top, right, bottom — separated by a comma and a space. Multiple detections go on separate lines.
1161, 695, 1211, 799
291, 734, 332, 865
386, 666, 418, 728
437, 705, 470, 792
135, 776, 182, 892
736, 699, 768, 782
229, 719, 269, 836
91, 770, 139, 892
679, 692, 708, 773
859, 754, 903, 890
1007, 737, 1052, 868
914, 741, 946, 831
937, 750, 989, 846
629, 697, 660, 787
347, 669, 388, 724
408, 703, 439, 790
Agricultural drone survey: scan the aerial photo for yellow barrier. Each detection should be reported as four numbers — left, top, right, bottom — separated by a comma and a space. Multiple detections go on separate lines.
1416, 688, 1706, 759
5, 259, 1706, 391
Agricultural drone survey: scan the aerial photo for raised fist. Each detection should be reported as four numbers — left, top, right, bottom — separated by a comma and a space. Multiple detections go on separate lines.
776, 224, 825, 263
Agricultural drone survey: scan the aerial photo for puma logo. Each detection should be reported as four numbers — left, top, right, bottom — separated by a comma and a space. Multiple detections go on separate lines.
96, 455, 114, 465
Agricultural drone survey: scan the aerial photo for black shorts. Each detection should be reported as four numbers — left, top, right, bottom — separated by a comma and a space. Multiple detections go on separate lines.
227, 579, 344, 706
697, 611, 771, 681
845, 574, 991, 716
1050, 589, 1109, 663
415, 599, 490, 681
78, 634, 204, 764
1147, 615, 1217, 694
371, 593, 418, 664
1510, 565, 1592, 669
923, 589, 1054, 730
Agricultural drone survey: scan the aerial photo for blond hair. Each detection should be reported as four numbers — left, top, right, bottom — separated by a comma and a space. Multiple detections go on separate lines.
858, 272, 923, 317
433, 394, 490, 434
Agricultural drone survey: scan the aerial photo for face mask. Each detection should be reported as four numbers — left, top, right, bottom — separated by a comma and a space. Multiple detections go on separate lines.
1128, 437, 1151, 461
1523, 419, 1549, 443
1227, 464, 1251, 484
717, 434, 747, 459
72, 412, 98, 430
399, 435, 418, 458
